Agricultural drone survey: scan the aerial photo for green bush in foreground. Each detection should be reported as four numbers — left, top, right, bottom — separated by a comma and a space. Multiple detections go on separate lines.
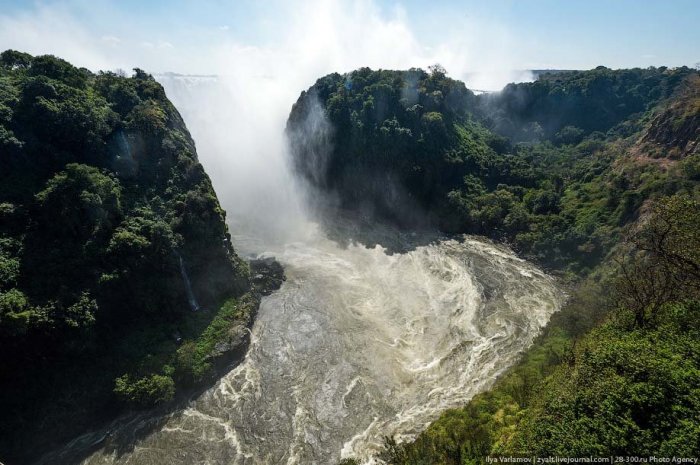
511, 300, 700, 457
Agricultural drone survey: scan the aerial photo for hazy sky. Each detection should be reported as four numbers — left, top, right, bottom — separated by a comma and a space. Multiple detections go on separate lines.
0, 0, 698, 88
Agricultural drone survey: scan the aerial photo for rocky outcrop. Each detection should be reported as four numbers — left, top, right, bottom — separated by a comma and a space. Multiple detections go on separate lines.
640, 74, 700, 158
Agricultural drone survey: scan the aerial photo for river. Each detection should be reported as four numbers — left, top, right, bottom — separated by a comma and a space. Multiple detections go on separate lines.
44, 74, 563, 464
71, 219, 562, 464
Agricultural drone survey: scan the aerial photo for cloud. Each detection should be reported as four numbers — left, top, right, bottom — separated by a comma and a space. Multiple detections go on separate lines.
0, 0, 535, 242
100, 35, 121, 46
0, 3, 112, 70
140, 40, 173, 50
0, 0, 533, 87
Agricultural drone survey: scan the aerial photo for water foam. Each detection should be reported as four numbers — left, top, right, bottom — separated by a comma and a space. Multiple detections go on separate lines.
77, 227, 563, 465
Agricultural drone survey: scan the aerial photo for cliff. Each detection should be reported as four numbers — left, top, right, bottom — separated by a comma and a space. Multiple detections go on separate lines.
288, 65, 700, 463
287, 65, 698, 272
0, 50, 280, 463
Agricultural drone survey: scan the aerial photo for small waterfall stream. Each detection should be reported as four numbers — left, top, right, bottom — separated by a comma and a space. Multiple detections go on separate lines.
176, 252, 200, 312
116, 130, 132, 159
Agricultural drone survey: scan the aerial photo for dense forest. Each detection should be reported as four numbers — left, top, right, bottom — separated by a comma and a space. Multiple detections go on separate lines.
0, 50, 282, 463
2, 47, 699, 464
288, 65, 698, 273
287, 65, 700, 462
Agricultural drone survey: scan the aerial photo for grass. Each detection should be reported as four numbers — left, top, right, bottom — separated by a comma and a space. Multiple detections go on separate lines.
112, 292, 259, 405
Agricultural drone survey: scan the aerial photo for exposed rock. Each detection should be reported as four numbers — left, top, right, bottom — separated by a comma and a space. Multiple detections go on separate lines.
250, 257, 286, 296
640, 74, 700, 158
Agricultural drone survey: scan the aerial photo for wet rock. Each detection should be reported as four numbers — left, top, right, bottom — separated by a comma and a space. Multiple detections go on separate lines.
210, 324, 248, 358
249, 257, 285, 296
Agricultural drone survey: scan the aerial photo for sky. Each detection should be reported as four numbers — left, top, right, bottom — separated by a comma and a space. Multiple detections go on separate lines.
0, 0, 698, 90
0, 0, 697, 241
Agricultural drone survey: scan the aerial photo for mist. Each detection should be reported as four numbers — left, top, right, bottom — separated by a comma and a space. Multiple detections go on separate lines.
147, 2, 538, 255
1, 4, 557, 462
0, 0, 536, 254
0, 0, 541, 255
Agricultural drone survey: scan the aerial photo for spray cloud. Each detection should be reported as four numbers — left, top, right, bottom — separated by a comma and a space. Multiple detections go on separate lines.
0, 0, 535, 254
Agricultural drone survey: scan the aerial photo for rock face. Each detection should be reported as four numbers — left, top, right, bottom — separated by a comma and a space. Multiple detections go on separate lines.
286, 66, 696, 233
210, 258, 286, 362
250, 256, 286, 296
641, 74, 700, 158
286, 66, 698, 274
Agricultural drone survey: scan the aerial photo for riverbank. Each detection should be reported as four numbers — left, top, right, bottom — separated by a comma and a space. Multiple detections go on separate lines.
377, 195, 700, 463
34, 257, 285, 465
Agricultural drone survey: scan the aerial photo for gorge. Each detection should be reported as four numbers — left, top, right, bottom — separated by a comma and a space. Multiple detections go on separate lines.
2, 51, 699, 465
36, 67, 564, 465
53, 227, 563, 465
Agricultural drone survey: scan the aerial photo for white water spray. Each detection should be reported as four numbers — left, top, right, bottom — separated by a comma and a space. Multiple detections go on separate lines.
37, 69, 566, 465
176, 252, 200, 312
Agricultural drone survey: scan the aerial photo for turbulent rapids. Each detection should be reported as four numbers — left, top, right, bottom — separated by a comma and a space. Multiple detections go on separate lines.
50, 75, 566, 464
76, 224, 563, 465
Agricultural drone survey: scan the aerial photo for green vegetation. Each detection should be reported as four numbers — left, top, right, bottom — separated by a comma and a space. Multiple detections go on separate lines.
379, 196, 700, 463
288, 66, 700, 462
288, 65, 698, 275
114, 373, 176, 407
0, 50, 257, 463
174, 295, 258, 384
2, 48, 697, 463
481, 66, 692, 141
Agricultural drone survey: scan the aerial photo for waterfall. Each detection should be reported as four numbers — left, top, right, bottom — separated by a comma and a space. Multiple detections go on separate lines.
44, 76, 565, 465
176, 252, 200, 312
117, 130, 132, 159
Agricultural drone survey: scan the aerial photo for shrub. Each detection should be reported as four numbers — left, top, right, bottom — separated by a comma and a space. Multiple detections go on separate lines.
114, 373, 175, 407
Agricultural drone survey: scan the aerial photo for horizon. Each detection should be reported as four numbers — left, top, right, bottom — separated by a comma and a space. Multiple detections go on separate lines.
0, 0, 698, 91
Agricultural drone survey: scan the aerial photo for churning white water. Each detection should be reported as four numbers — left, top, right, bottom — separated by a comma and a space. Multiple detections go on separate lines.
45, 75, 563, 464
74, 223, 562, 465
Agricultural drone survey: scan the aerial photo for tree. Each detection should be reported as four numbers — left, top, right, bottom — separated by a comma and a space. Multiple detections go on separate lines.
28, 54, 88, 88
35, 163, 122, 240
616, 194, 700, 326
428, 63, 447, 77
114, 373, 175, 406
632, 195, 700, 282
0, 49, 32, 69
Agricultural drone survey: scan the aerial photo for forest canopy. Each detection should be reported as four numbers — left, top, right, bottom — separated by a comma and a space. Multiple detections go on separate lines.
0, 50, 251, 462
286, 64, 700, 463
